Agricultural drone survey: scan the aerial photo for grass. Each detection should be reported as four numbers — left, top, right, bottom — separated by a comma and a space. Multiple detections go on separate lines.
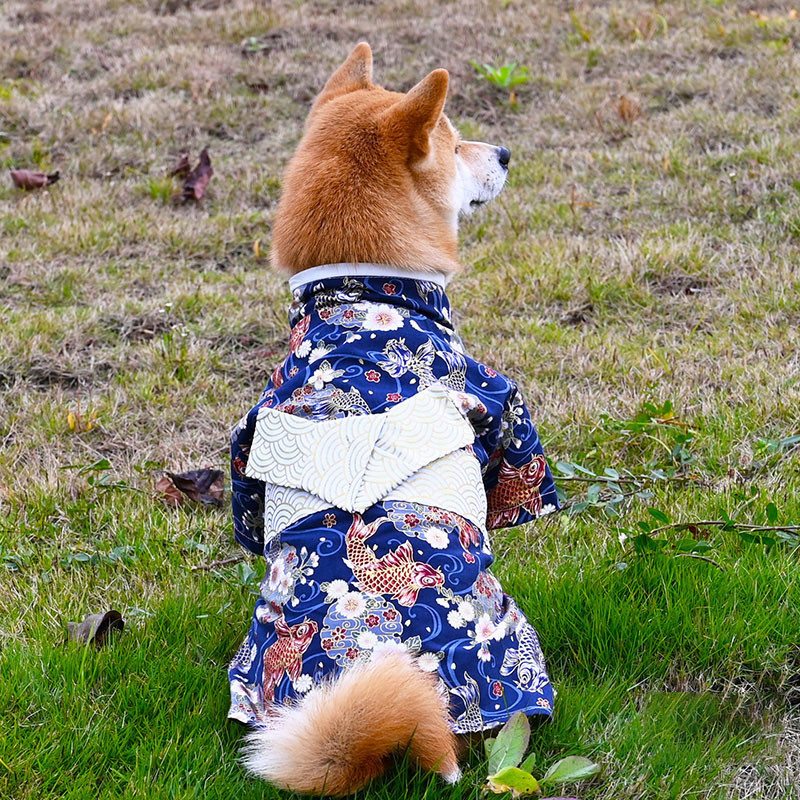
1, 0, 799, 798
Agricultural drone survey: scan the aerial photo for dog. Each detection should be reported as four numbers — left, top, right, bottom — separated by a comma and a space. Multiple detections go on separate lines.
228, 43, 560, 795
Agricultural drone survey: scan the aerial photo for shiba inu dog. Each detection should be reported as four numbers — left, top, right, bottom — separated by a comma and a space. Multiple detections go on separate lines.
229, 42, 558, 796
270, 42, 510, 278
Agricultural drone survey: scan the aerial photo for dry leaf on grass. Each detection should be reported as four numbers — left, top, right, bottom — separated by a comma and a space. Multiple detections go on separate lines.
182, 148, 213, 201
616, 94, 642, 124
67, 610, 124, 646
158, 468, 224, 506
155, 474, 185, 506
11, 169, 60, 189
168, 152, 191, 178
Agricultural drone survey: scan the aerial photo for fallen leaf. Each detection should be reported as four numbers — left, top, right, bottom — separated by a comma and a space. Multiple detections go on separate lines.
164, 468, 224, 506
11, 169, 60, 189
616, 94, 642, 124
169, 152, 191, 178
67, 610, 124, 646
182, 148, 213, 201
156, 474, 184, 507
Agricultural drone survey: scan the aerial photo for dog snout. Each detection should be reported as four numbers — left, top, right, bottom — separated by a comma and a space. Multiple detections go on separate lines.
496, 146, 510, 170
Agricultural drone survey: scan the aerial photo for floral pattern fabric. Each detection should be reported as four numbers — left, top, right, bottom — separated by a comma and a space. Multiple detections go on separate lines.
229, 274, 559, 733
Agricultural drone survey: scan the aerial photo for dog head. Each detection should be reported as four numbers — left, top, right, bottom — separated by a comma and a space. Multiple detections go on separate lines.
271, 42, 510, 278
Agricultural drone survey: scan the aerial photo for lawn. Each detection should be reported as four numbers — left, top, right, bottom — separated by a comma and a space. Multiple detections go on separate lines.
1, 1, 799, 798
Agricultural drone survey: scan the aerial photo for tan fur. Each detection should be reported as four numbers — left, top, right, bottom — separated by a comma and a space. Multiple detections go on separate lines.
241, 649, 460, 795
271, 42, 463, 276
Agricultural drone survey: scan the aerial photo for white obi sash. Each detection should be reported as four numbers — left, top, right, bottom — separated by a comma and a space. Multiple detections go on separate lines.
244, 384, 487, 544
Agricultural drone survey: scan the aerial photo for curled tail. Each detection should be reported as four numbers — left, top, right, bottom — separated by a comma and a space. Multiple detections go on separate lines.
241, 649, 461, 795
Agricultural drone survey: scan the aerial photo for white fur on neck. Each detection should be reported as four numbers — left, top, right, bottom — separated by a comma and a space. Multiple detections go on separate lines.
288, 262, 448, 293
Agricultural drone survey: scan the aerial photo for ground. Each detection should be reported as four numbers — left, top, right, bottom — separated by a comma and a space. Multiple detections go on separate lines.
1, 0, 799, 798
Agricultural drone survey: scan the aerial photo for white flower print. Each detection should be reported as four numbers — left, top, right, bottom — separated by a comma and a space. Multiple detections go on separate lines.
500, 391, 525, 449
477, 644, 492, 662
447, 610, 466, 629
457, 600, 476, 622
424, 526, 449, 549
324, 579, 350, 601
267, 560, 290, 593
293, 675, 313, 694
361, 303, 405, 331
336, 591, 367, 619
372, 639, 407, 657
255, 603, 278, 624
538, 504, 557, 518
310, 360, 344, 390
308, 342, 334, 363
474, 614, 496, 643
357, 631, 379, 650
492, 621, 508, 641
417, 652, 441, 673
295, 339, 312, 359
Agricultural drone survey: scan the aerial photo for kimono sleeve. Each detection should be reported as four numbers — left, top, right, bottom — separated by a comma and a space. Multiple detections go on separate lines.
230, 409, 265, 555
482, 385, 560, 531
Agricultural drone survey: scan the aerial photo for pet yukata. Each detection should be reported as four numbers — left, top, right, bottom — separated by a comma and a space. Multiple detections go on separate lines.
228, 265, 560, 734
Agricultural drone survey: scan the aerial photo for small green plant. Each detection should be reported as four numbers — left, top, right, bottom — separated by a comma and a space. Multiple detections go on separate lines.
146, 177, 174, 205
569, 11, 592, 44
483, 711, 600, 797
59, 546, 138, 570
470, 60, 530, 106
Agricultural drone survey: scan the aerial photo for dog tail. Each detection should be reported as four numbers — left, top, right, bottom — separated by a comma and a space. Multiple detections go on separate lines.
241, 648, 461, 795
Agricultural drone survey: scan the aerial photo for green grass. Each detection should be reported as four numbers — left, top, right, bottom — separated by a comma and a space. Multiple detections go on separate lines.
2, 0, 800, 798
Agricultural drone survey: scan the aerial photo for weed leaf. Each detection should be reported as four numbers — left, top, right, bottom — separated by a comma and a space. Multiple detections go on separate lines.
766, 502, 778, 524
520, 751, 537, 773
487, 766, 541, 797
647, 507, 671, 524
541, 755, 600, 785
488, 710, 530, 774
484, 737, 497, 760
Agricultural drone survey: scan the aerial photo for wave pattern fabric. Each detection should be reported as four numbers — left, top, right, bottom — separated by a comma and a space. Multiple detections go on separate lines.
229, 274, 560, 733
245, 383, 475, 517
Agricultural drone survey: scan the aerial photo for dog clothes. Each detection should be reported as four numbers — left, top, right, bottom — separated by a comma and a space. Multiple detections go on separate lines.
228, 267, 559, 732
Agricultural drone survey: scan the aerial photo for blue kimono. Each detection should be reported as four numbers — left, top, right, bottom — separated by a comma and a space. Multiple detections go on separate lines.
228, 266, 559, 733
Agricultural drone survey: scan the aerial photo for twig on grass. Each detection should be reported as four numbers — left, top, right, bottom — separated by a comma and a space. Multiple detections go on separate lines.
649, 521, 800, 536
673, 552, 725, 570
555, 474, 699, 485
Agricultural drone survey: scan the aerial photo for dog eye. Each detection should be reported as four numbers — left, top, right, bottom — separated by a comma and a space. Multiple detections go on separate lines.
455, 143, 461, 154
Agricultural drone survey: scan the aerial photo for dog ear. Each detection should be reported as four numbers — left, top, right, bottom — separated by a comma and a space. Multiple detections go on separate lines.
314, 42, 373, 108
381, 69, 449, 161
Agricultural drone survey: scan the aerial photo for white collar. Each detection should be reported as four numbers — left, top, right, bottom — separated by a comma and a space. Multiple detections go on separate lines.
288, 262, 448, 293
